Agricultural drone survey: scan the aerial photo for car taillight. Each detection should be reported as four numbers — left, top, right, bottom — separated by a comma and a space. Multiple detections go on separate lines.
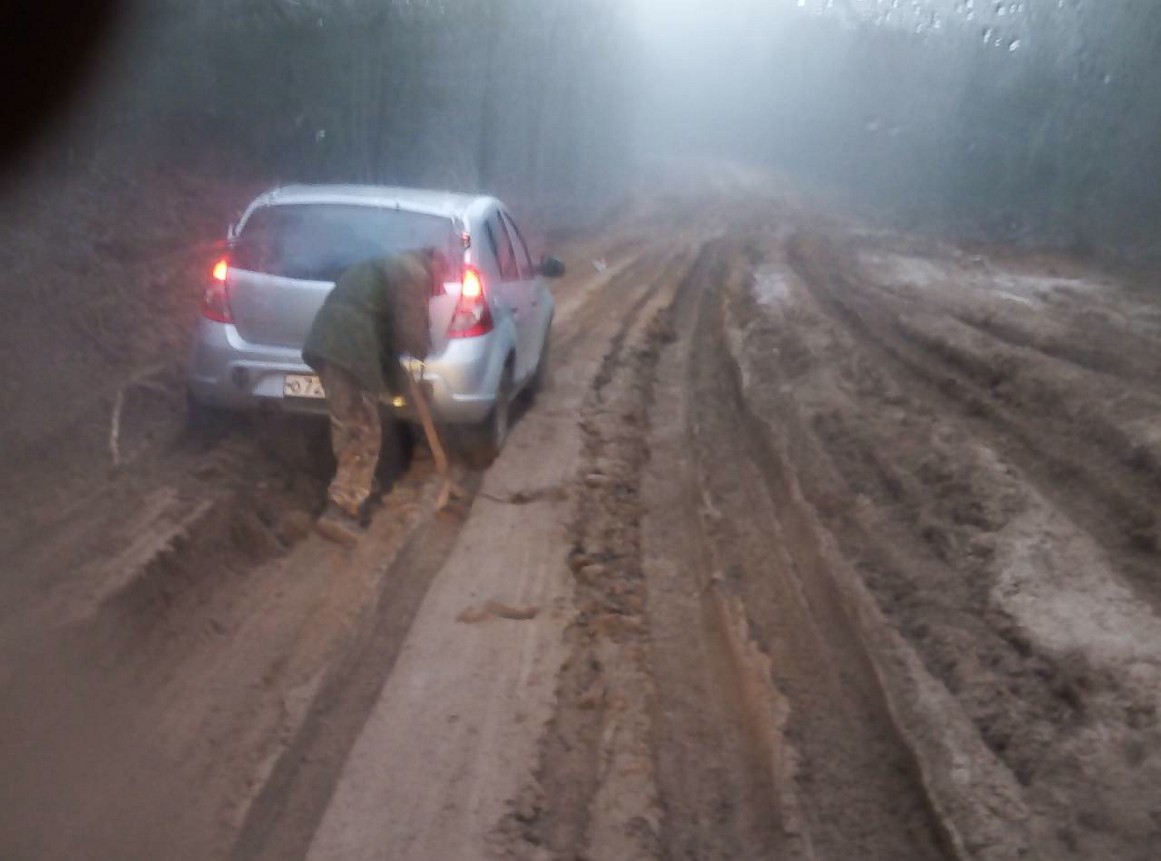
447, 265, 493, 338
202, 257, 233, 323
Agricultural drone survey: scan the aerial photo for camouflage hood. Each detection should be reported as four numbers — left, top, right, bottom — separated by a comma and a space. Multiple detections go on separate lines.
302, 251, 433, 394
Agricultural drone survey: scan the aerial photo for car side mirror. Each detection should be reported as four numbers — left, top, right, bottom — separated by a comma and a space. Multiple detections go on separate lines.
539, 255, 566, 278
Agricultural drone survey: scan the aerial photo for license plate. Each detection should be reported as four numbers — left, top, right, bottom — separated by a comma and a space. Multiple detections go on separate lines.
284, 373, 326, 399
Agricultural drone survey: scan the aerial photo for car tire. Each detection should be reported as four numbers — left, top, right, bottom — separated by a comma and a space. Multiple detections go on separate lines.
461, 360, 513, 469
526, 326, 552, 402
185, 391, 238, 439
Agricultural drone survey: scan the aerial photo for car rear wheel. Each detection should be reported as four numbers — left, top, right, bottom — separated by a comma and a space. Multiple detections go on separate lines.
461, 360, 513, 468
526, 326, 552, 401
185, 390, 240, 439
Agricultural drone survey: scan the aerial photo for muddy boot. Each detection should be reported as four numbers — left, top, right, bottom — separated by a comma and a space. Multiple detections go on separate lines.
315, 502, 365, 547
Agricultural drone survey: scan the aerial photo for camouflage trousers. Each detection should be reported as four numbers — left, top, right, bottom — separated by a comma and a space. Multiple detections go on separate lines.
319, 363, 382, 518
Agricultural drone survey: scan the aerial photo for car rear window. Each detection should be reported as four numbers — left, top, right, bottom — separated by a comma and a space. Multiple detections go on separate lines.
232, 203, 455, 281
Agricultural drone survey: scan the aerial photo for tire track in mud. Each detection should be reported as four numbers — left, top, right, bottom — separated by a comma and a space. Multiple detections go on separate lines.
0, 395, 453, 860
776, 230, 1161, 858
788, 234, 1161, 613
823, 241, 1161, 388
0, 228, 694, 860
638, 239, 798, 860
678, 241, 952, 859
501, 235, 956, 860
0, 424, 346, 858
552, 247, 676, 359
235, 242, 692, 860
494, 246, 699, 859
218, 248, 689, 856
228, 473, 480, 861
21, 195, 1161, 859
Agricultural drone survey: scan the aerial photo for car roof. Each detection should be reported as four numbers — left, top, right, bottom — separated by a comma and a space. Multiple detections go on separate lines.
250, 184, 492, 221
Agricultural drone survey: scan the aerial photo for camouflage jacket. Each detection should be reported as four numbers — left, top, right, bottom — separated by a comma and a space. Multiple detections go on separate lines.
302, 252, 431, 394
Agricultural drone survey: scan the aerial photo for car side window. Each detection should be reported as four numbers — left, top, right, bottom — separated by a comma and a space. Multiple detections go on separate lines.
485, 213, 521, 282
502, 211, 534, 277
482, 218, 502, 274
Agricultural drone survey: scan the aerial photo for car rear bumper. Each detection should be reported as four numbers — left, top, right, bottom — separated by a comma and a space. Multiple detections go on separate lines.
187, 319, 501, 424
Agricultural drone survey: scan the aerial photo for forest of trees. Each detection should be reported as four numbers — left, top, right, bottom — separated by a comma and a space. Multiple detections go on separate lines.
819, 0, 1161, 253
638, 0, 1161, 255
16, 0, 1161, 253
36, 0, 634, 225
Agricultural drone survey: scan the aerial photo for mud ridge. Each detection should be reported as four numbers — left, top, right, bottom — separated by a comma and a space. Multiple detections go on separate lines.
773, 229, 1161, 857
787, 234, 1161, 612
639, 237, 805, 859
682, 247, 956, 859
230, 471, 481, 861
720, 290, 1026, 859
494, 248, 701, 859
94, 427, 335, 635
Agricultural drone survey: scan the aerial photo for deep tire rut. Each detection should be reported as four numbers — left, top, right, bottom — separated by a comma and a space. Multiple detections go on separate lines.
503, 235, 955, 860
230, 473, 481, 861
680, 241, 951, 859
640, 240, 800, 860
788, 234, 1161, 614
495, 246, 698, 859
768, 228, 1161, 858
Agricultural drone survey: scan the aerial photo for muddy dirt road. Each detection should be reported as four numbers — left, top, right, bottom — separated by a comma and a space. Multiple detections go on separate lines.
2, 176, 1161, 860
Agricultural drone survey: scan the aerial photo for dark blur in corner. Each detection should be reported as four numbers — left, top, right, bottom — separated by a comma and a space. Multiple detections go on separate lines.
1, 1, 124, 167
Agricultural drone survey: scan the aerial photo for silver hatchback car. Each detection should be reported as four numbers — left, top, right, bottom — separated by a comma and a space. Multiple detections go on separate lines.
187, 184, 563, 459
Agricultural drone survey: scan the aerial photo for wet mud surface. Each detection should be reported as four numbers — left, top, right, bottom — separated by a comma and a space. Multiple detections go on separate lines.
2, 169, 1161, 858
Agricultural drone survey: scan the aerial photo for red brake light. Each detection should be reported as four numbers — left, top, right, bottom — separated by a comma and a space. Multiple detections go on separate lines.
202, 257, 233, 323
447, 266, 493, 339
462, 266, 482, 299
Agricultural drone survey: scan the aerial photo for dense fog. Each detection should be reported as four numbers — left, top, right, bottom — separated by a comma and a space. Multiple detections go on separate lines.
4, 6, 1161, 859
13, 0, 1161, 251
634, 0, 1161, 252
